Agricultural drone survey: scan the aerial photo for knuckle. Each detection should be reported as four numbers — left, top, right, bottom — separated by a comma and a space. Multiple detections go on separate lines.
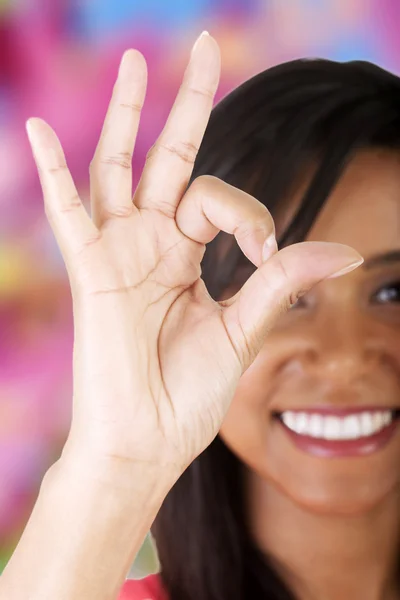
47, 163, 68, 174
99, 153, 132, 170
256, 203, 273, 224
182, 81, 215, 101
118, 101, 142, 113
266, 256, 309, 312
146, 139, 199, 165
139, 199, 176, 219
235, 218, 271, 241
241, 192, 272, 218
44, 194, 81, 218
189, 174, 219, 195
59, 194, 82, 213
271, 254, 291, 286
101, 203, 134, 220
259, 254, 291, 302
245, 201, 273, 228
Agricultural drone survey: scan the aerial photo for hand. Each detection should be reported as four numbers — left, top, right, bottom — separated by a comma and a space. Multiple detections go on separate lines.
26, 33, 363, 478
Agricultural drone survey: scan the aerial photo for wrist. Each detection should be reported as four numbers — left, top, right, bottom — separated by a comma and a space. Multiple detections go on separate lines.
50, 439, 180, 501
12, 442, 175, 600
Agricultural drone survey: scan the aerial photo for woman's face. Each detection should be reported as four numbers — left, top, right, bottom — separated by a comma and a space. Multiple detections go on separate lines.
218, 148, 400, 515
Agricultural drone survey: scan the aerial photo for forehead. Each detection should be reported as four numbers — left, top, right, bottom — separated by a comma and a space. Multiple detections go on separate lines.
285, 148, 400, 256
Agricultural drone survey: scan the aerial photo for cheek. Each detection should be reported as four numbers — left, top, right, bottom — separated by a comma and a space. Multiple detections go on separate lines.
219, 355, 275, 469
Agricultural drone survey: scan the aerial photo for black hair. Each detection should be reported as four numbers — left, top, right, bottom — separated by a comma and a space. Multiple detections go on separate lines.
151, 57, 400, 600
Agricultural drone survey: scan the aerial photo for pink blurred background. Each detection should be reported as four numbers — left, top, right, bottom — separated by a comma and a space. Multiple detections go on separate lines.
0, 0, 398, 576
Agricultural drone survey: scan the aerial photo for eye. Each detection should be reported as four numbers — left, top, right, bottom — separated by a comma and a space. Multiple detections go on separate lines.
372, 281, 400, 304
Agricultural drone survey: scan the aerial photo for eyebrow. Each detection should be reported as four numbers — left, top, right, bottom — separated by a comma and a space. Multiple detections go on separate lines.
363, 250, 400, 269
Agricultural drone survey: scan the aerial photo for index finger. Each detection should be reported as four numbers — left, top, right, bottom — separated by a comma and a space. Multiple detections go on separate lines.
133, 32, 221, 216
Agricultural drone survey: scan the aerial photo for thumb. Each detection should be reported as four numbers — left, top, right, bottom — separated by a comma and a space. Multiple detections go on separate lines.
221, 241, 363, 369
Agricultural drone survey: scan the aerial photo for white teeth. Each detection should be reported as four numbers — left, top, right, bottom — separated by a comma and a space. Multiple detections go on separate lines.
309, 414, 323, 438
324, 416, 341, 440
282, 411, 297, 431
360, 412, 375, 437
343, 415, 360, 439
372, 412, 383, 431
295, 412, 308, 434
280, 410, 393, 440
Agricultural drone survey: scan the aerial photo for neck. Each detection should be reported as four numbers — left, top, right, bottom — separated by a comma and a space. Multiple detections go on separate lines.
245, 471, 400, 600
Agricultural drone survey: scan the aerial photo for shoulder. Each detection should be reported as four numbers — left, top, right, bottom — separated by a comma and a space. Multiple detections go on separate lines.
117, 573, 167, 600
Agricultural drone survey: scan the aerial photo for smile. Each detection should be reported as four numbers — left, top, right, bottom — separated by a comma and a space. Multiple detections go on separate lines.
280, 409, 394, 440
274, 408, 400, 457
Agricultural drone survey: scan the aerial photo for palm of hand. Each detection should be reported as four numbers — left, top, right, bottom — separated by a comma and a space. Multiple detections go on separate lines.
26, 33, 363, 474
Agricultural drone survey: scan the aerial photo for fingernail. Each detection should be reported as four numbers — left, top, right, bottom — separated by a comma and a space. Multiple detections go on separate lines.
191, 30, 210, 57
262, 233, 278, 262
326, 257, 364, 279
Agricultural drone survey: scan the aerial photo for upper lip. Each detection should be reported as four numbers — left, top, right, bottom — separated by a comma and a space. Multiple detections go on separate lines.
269, 377, 400, 416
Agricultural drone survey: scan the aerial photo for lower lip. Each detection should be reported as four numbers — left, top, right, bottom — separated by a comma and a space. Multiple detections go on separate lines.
279, 419, 399, 458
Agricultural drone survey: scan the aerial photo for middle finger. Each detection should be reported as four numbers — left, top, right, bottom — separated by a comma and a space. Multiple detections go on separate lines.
90, 49, 147, 228
133, 32, 221, 216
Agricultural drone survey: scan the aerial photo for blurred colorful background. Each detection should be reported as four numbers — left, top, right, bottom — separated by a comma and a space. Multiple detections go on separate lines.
0, 0, 398, 578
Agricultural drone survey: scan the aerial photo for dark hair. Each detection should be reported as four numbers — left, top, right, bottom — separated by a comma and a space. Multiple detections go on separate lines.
151, 58, 400, 600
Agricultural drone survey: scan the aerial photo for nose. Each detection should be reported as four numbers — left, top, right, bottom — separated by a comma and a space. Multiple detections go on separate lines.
310, 311, 372, 383
281, 305, 383, 386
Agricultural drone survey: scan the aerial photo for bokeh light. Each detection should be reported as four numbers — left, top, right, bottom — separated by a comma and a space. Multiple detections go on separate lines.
0, 0, 397, 576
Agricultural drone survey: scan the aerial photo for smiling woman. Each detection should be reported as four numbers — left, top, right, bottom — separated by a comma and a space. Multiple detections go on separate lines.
149, 59, 400, 600
216, 147, 400, 515
2, 33, 400, 600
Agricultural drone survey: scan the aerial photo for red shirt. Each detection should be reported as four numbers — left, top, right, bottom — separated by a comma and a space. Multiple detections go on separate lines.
118, 574, 167, 600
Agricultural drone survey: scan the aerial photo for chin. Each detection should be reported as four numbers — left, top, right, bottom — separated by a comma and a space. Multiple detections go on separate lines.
219, 417, 400, 517
267, 464, 399, 516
